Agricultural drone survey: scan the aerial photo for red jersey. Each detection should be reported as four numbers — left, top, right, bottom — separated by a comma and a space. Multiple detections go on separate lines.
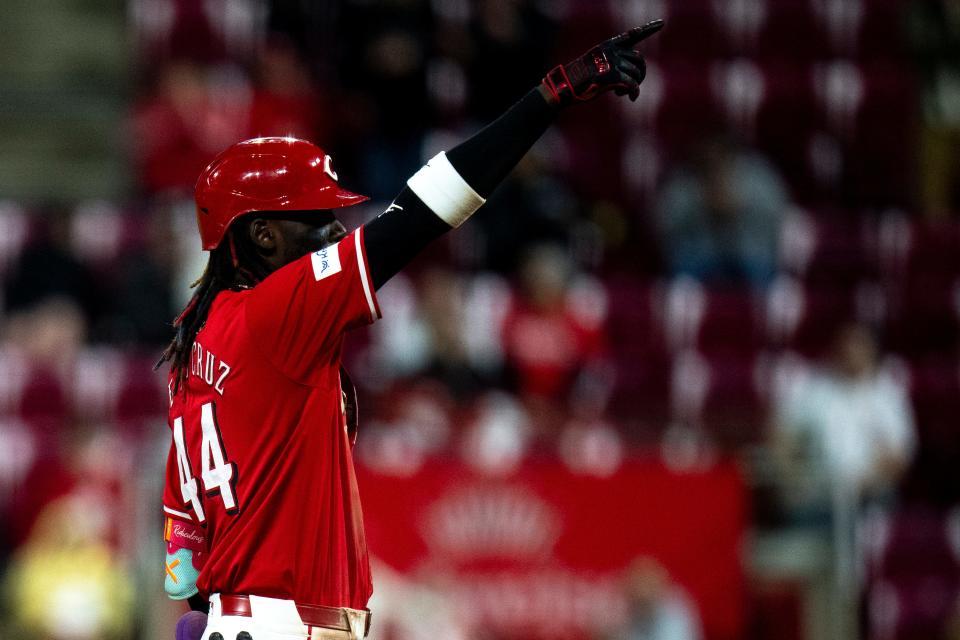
162, 228, 380, 609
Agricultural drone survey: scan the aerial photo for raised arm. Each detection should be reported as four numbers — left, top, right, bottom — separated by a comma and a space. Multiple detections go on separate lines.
364, 20, 664, 289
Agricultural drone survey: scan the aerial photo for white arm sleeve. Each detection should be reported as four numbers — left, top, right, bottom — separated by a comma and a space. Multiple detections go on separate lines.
406, 152, 486, 228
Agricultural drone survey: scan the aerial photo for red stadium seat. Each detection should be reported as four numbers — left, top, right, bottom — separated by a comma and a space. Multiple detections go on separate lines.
617, 348, 767, 446
605, 278, 662, 357
19, 367, 68, 423
765, 277, 860, 356
800, 216, 879, 285
853, 0, 908, 60
609, 350, 672, 431
649, 60, 726, 152
907, 358, 960, 447
868, 577, 959, 640
655, 279, 765, 356
841, 63, 917, 207
875, 507, 960, 577
901, 221, 960, 278
865, 505, 960, 639
697, 353, 765, 445
646, 0, 725, 61
756, 0, 823, 60
696, 289, 765, 356
886, 276, 960, 356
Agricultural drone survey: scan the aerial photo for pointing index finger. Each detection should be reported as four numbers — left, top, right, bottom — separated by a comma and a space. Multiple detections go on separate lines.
613, 19, 665, 47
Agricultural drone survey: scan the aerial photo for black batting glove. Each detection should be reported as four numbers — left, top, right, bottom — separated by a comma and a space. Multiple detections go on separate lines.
540, 20, 664, 107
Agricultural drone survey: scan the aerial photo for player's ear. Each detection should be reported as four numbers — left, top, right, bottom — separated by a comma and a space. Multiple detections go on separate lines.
248, 217, 277, 253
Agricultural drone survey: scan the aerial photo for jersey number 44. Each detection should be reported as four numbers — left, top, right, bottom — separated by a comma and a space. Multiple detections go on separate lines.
173, 401, 239, 523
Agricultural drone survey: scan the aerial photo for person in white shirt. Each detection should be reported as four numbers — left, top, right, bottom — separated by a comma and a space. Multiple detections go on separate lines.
772, 322, 917, 639
774, 322, 916, 512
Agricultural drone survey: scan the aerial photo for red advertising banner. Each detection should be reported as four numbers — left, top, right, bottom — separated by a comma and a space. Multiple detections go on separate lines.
357, 457, 746, 640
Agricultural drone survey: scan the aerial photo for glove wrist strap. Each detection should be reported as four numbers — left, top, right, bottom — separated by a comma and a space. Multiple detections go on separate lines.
542, 65, 573, 106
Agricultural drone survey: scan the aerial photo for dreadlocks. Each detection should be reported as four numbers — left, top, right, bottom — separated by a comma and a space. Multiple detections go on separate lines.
157, 217, 273, 393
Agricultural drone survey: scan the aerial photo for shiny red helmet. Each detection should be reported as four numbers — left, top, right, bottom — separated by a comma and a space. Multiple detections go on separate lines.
194, 137, 369, 250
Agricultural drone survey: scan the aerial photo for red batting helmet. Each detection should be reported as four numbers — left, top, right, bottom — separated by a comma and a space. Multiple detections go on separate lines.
194, 137, 369, 250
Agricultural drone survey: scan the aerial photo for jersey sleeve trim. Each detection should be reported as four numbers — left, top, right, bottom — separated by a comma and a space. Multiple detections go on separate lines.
355, 226, 381, 323
164, 505, 194, 521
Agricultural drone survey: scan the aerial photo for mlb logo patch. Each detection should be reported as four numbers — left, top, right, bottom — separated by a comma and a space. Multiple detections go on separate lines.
311, 243, 343, 281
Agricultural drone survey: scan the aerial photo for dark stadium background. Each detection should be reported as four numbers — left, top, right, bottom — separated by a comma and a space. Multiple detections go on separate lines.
0, 1, 958, 639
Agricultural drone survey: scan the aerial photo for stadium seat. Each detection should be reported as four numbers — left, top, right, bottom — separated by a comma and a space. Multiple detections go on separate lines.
698, 352, 765, 445
908, 357, 960, 446
765, 277, 859, 355
886, 276, 960, 356
19, 367, 68, 423
798, 216, 879, 286
609, 350, 672, 429
605, 278, 662, 357
865, 505, 960, 639
697, 288, 765, 356
843, 63, 917, 207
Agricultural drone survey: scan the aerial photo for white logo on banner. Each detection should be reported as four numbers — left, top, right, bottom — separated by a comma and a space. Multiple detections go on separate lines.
311, 243, 343, 281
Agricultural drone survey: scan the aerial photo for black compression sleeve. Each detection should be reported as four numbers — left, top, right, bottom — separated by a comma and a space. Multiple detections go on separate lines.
364, 87, 559, 289
364, 187, 450, 290
445, 87, 559, 198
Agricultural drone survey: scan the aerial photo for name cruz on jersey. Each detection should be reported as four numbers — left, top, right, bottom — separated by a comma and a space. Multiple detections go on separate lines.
190, 340, 232, 395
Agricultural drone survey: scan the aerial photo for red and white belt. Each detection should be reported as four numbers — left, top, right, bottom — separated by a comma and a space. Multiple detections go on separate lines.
219, 594, 371, 637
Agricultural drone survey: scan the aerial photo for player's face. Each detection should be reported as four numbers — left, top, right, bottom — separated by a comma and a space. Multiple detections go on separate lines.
280, 215, 347, 260
254, 211, 347, 269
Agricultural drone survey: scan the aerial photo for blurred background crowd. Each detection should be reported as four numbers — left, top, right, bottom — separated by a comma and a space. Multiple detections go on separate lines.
0, 0, 959, 639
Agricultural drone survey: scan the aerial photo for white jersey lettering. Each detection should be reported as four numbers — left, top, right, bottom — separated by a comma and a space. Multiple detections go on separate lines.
191, 340, 232, 395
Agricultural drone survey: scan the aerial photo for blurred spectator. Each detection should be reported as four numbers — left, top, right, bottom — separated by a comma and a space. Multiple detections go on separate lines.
0, 417, 72, 562
4, 3, 958, 639
356, 381, 454, 477
906, 0, 960, 219
470, 147, 582, 273
772, 322, 917, 519
337, 0, 432, 200
467, 0, 558, 121
3, 489, 134, 640
5, 297, 87, 381
3, 423, 136, 640
0, 291, 92, 560
111, 209, 177, 345
501, 244, 609, 414
656, 137, 789, 289
415, 269, 491, 399
611, 557, 703, 640
370, 269, 507, 400
365, 558, 468, 640
131, 60, 248, 194
4, 216, 102, 334
130, 0, 230, 64
247, 36, 325, 141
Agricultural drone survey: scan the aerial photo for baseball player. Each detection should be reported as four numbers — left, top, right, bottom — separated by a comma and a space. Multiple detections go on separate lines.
159, 21, 663, 640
